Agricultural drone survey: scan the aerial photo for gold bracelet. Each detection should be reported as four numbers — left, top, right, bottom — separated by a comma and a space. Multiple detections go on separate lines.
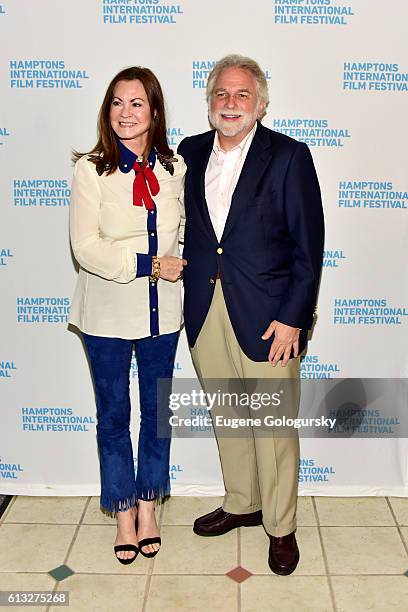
149, 256, 160, 283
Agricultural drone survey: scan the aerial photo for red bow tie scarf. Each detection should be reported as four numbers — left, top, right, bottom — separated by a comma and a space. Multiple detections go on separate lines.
132, 159, 160, 209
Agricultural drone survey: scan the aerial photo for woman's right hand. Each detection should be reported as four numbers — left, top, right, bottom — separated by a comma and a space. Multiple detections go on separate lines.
158, 256, 187, 282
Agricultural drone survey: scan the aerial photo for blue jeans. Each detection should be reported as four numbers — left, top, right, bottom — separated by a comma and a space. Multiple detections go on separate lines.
82, 331, 179, 513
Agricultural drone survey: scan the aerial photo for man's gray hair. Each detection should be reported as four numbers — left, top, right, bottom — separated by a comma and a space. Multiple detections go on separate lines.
206, 54, 269, 111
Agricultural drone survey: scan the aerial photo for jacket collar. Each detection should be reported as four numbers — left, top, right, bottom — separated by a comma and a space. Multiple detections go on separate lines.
220, 122, 274, 241
193, 122, 275, 243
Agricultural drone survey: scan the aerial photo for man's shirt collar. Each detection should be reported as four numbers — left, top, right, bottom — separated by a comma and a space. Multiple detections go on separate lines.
212, 121, 257, 158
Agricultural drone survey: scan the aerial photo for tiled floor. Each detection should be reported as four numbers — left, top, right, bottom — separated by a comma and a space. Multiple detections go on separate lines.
0, 495, 407, 611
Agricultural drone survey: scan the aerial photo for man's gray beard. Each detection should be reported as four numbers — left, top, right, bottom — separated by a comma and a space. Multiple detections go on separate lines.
209, 109, 257, 138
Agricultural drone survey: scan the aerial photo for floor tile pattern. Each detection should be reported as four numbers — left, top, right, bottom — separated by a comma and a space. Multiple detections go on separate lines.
0, 495, 406, 611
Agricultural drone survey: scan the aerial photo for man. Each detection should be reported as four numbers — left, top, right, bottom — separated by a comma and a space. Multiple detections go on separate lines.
178, 54, 324, 575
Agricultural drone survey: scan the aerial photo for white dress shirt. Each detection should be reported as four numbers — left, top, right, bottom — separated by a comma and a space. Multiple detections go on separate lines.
205, 123, 257, 241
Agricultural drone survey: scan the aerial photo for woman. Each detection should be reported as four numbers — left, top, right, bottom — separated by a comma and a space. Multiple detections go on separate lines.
69, 67, 186, 564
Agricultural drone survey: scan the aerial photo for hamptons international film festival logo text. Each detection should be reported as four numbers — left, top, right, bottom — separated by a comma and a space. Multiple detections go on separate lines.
298, 458, 335, 483
0, 458, 24, 481
0, 359, 17, 379
328, 408, 401, 436
13, 179, 70, 207
192, 60, 272, 89
343, 62, 408, 92
21, 407, 96, 432
134, 458, 184, 481
273, 119, 350, 147
274, 0, 354, 25
338, 181, 407, 210
0, 248, 13, 267
333, 298, 408, 325
17, 297, 70, 324
323, 249, 346, 269
10, 60, 89, 89
301, 355, 340, 379
167, 127, 184, 147
102, 0, 184, 24
0, 127, 10, 146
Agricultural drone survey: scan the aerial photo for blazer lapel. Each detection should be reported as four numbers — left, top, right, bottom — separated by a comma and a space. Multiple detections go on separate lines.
221, 123, 273, 243
191, 134, 218, 242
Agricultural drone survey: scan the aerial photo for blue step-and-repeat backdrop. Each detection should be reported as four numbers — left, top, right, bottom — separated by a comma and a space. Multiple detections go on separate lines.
1, 0, 407, 497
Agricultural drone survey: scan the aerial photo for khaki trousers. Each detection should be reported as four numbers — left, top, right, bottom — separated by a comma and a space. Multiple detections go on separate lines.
190, 281, 300, 537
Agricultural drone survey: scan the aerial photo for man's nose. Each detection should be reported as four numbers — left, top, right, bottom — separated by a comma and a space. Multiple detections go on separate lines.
225, 95, 237, 108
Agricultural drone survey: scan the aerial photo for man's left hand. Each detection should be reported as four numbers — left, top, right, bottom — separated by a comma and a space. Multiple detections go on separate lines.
262, 321, 300, 367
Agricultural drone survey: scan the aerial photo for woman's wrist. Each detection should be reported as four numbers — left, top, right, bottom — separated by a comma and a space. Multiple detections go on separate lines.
149, 256, 161, 283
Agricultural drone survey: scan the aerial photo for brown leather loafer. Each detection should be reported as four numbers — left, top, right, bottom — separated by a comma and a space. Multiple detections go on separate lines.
268, 530, 299, 575
193, 507, 262, 536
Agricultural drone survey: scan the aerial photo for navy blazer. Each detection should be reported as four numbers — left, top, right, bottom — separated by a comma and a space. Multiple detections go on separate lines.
178, 122, 324, 361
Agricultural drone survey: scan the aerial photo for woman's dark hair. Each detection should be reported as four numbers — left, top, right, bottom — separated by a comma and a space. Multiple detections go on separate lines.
72, 66, 173, 175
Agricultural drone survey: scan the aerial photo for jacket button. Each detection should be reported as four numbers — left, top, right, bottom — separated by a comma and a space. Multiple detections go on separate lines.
217, 247, 223, 254
209, 278, 215, 285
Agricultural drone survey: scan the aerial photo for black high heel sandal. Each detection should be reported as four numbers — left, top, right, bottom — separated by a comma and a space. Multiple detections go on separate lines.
113, 544, 139, 565
136, 513, 161, 558
138, 537, 161, 558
